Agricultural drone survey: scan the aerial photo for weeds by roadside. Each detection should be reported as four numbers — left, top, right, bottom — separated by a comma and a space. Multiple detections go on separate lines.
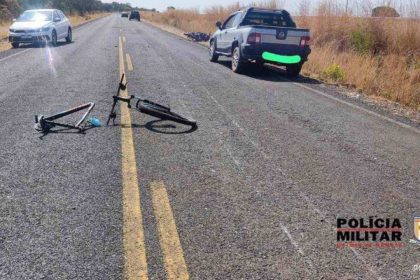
143, 6, 419, 109
67, 13, 109, 28
296, 15, 419, 109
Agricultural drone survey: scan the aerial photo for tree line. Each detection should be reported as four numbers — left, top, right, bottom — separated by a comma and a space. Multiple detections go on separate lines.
0, 0, 134, 20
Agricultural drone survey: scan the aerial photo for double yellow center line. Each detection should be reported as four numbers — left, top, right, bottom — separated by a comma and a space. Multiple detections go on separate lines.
151, 182, 190, 279
118, 34, 189, 280
119, 35, 148, 280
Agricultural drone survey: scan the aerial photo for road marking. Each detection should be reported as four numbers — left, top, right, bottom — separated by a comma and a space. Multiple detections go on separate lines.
123, 36, 126, 43
126, 54, 134, 71
132, 24, 384, 277
279, 223, 314, 269
143, 15, 417, 133
207, 89, 381, 277
150, 181, 189, 280
293, 82, 419, 135
143, 19, 418, 134
173, 64, 315, 271
119, 36, 149, 280
0, 49, 31, 63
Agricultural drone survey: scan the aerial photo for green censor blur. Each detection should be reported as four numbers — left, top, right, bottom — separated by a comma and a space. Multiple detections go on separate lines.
262, 52, 301, 64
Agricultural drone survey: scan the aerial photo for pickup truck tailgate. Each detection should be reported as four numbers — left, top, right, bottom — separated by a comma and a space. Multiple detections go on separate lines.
249, 26, 310, 55
262, 29, 308, 44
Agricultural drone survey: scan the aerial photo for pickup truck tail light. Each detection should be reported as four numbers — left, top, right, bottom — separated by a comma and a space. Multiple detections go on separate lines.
247, 32, 262, 44
299, 36, 310, 48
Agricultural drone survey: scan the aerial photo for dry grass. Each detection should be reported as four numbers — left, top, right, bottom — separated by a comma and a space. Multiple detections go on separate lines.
67, 12, 109, 27
142, 1, 284, 34
0, 12, 109, 52
295, 15, 420, 109
143, 7, 420, 109
301, 46, 419, 107
0, 24, 8, 38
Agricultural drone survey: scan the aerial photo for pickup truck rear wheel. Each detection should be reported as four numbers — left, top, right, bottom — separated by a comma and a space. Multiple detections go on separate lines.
231, 46, 247, 73
286, 63, 303, 77
209, 40, 219, 62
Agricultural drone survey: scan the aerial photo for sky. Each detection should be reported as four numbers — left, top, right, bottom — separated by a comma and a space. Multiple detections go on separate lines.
104, 0, 417, 17
105, 0, 301, 13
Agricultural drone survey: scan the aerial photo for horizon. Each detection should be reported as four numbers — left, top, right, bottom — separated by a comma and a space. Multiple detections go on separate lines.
103, 0, 418, 17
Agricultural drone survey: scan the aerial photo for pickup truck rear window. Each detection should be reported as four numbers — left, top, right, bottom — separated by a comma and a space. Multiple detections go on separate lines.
241, 12, 295, 27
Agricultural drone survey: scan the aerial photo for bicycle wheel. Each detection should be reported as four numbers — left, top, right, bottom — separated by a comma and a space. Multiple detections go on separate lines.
136, 101, 197, 127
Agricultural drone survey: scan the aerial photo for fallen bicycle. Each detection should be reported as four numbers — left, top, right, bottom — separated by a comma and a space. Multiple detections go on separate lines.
34, 74, 197, 134
107, 74, 197, 128
34, 102, 97, 133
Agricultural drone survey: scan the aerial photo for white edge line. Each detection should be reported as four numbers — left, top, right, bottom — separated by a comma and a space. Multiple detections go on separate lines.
141, 17, 417, 136
279, 222, 314, 270
206, 84, 382, 278
294, 82, 419, 135
117, 19, 398, 276
0, 49, 31, 63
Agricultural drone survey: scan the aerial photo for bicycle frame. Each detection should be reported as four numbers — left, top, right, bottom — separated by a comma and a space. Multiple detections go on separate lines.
107, 74, 171, 125
107, 74, 127, 125
107, 93, 169, 124
35, 102, 95, 132
107, 74, 197, 127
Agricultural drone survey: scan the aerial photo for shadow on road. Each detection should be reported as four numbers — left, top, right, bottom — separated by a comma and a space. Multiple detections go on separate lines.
37, 119, 196, 140
120, 119, 197, 135
15, 41, 73, 49
216, 60, 321, 85
37, 125, 95, 140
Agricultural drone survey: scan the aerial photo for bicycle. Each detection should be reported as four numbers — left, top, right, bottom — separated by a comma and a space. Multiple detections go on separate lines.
107, 74, 197, 128
35, 102, 95, 133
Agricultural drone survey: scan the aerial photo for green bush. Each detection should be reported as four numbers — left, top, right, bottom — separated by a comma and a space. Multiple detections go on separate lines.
323, 64, 345, 81
350, 30, 375, 54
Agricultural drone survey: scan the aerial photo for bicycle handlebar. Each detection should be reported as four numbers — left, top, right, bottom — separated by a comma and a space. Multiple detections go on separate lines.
107, 74, 196, 128
107, 74, 127, 125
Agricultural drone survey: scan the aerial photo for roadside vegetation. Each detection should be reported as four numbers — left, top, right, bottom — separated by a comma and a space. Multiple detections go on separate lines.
143, 0, 420, 109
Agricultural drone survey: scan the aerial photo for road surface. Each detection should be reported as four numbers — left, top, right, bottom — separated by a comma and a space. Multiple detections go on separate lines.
0, 14, 419, 280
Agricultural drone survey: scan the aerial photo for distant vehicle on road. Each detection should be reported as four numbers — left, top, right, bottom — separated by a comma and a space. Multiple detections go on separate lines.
121, 12, 129, 18
209, 7, 311, 76
8, 9, 72, 48
129, 11, 141, 21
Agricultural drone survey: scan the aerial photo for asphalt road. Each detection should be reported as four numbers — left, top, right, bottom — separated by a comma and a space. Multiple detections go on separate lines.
0, 14, 419, 280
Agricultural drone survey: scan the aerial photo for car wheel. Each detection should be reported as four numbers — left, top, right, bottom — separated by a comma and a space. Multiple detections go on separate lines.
11, 42, 19, 48
231, 46, 247, 73
50, 30, 57, 47
65, 27, 72, 43
285, 63, 303, 77
209, 40, 219, 62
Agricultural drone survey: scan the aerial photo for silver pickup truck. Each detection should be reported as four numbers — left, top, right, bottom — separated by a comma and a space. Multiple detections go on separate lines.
209, 7, 311, 76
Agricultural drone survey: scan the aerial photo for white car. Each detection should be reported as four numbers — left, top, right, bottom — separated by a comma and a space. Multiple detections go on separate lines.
8, 9, 72, 48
